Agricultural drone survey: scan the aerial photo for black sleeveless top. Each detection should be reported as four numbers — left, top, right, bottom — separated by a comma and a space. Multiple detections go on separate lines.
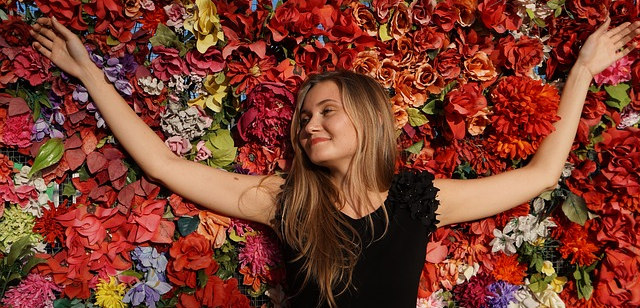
278, 170, 441, 307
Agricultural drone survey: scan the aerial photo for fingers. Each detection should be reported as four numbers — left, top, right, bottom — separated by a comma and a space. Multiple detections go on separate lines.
607, 22, 632, 38
595, 15, 611, 34
29, 26, 54, 50
50, 16, 76, 40
612, 21, 640, 50
32, 41, 52, 58
618, 42, 638, 58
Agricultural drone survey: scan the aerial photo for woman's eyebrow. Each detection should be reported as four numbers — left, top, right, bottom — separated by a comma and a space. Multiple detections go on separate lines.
300, 99, 339, 114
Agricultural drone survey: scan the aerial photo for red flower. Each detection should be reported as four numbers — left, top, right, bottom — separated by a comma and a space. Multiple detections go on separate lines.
169, 233, 213, 272
138, 5, 168, 35
453, 272, 495, 307
433, 0, 460, 32
0, 153, 15, 184
499, 35, 544, 77
445, 82, 487, 140
413, 26, 448, 52
267, 2, 301, 42
237, 82, 294, 146
567, 0, 610, 26
435, 48, 462, 81
2, 113, 33, 148
488, 254, 527, 285
150, 46, 187, 81
557, 223, 600, 266
595, 127, 640, 212
236, 143, 283, 175
13, 46, 51, 86
34, 0, 87, 31
0, 15, 32, 47
456, 137, 507, 176
372, 0, 401, 23
294, 40, 332, 72
185, 47, 225, 77
477, 0, 522, 33
410, 0, 436, 25
595, 247, 640, 306
546, 17, 592, 78
227, 53, 277, 94
127, 197, 175, 244
33, 200, 68, 245
489, 76, 561, 160
168, 193, 200, 217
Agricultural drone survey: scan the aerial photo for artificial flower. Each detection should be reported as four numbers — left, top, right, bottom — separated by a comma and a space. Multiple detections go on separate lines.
95, 276, 126, 308
1, 273, 60, 308
594, 55, 634, 86
169, 232, 213, 272
184, 0, 225, 53
0, 204, 42, 252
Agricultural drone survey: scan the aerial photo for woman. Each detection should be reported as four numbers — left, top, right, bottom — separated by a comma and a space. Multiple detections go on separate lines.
29, 15, 639, 307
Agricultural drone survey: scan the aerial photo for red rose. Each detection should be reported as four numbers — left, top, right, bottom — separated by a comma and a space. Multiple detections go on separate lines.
499, 35, 544, 77
435, 48, 462, 81
546, 17, 592, 78
413, 26, 448, 52
595, 127, 640, 211
150, 46, 187, 81
34, 0, 88, 31
389, 2, 412, 40
169, 233, 213, 272
433, 0, 460, 32
0, 16, 31, 47
477, 0, 522, 33
0, 53, 17, 88
410, 0, 436, 25
567, 0, 610, 26
268, 3, 300, 42
167, 260, 197, 288
610, 0, 638, 25
595, 247, 640, 306
453, 0, 478, 27
185, 46, 225, 77
445, 83, 487, 140
326, 11, 365, 43
351, 2, 378, 36
372, 0, 401, 23
294, 40, 332, 72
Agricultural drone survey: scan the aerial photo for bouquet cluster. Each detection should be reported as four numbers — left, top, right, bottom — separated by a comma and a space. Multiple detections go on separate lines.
0, 0, 638, 307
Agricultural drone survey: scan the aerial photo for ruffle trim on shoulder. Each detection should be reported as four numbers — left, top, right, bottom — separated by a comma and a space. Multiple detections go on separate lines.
387, 169, 441, 234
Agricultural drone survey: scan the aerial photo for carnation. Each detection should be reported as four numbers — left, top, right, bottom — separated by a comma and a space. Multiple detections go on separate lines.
238, 233, 282, 277
593, 55, 634, 86
237, 82, 295, 146
452, 272, 495, 307
1, 273, 60, 308
13, 47, 51, 86
2, 113, 34, 148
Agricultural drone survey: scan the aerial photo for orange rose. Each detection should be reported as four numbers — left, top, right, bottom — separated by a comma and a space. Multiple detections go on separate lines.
169, 233, 213, 271
395, 71, 427, 108
124, 0, 142, 18
376, 58, 398, 88
391, 103, 409, 129
197, 211, 231, 248
467, 107, 491, 136
452, 0, 477, 26
390, 2, 412, 40
414, 62, 445, 95
353, 50, 381, 78
464, 51, 497, 81
351, 2, 378, 36
393, 37, 415, 67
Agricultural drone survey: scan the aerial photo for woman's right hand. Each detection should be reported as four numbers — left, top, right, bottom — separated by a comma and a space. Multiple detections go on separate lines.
29, 17, 96, 82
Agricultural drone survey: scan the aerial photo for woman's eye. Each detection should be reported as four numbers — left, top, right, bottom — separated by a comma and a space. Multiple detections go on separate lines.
322, 109, 334, 115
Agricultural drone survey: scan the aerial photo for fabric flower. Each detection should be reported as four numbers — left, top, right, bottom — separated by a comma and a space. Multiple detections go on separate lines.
13, 46, 51, 86
238, 232, 282, 277
487, 280, 519, 308
164, 3, 188, 28
131, 246, 168, 274
0, 204, 42, 253
1, 273, 60, 308
594, 55, 634, 86
237, 82, 294, 146
2, 113, 34, 148
186, 46, 225, 76
150, 46, 188, 81
197, 211, 230, 248
453, 272, 495, 308
164, 136, 192, 157
184, 0, 225, 53
95, 276, 126, 308
490, 254, 527, 285
194, 140, 212, 162
161, 104, 213, 141
169, 233, 213, 271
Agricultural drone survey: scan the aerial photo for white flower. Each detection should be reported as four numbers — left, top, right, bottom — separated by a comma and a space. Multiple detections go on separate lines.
509, 285, 540, 308
417, 290, 446, 308
138, 76, 165, 96
456, 262, 480, 284
491, 228, 517, 255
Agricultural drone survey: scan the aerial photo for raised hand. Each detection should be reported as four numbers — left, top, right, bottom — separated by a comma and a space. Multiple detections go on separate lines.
576, 17, 640, 78
29, 17, 96, 81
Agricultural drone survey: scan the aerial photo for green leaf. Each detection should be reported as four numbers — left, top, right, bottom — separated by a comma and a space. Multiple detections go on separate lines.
228, 228, 246, 243
62, 183, 77, 197
120, 270, 144, 279
439, 81, 458, 100
528, 275, 548, 293
21, 256, 46, 274
37, 95, 52, 108
378, 23, 392, 41
106, 35, 120, 46
562, 191, 588, 226
405, 140, 424, 155
150, 23, 187, 56
197, 269, 209, 288
407, 108, 429, 127
29, 138, 64, 177
177, 216, 200, 237
538, 190, 553, 201
6, 236, 32, 266
604, 83, 631, 111
78, 165, 90, 181
421, 100, 437, 115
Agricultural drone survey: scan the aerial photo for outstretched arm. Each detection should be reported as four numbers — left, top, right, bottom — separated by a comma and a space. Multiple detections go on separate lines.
434, 18, 640, 227
30, 17, 281, 225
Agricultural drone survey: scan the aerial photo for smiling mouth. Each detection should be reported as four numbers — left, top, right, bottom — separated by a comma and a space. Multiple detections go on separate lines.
311, 137, 330, 146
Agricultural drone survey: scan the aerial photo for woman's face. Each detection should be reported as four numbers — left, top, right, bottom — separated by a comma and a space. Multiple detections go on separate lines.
298, 81, 358, 173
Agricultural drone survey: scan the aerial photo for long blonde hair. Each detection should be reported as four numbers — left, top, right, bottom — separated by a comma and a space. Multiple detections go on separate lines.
276, 70, 397, 307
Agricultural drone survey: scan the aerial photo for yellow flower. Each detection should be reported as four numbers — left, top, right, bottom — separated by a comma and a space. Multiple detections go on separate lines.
184, 0, 225, 53
551, 276, 568, 293
95, 277, 126, 308
541, 260, 556, 276
189, 73, 229, 112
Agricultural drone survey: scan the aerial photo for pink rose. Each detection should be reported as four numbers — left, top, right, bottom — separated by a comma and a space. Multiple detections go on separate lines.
165, 136, 192, 156
194, 140, 212, 162
594, 55, 634, 86
164, 4, 187, 28
150, 46, 187, 81
186, 47, 225, 77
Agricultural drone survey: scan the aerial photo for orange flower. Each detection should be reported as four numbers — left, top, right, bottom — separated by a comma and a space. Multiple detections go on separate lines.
392, 103, 408, 129
489, 254, 527, 285
352, 50, 380, 78
415, 62, 445, 95
169, 233, 213, 272
351, 2, 377, 36
453, 0, 477, 26
558, 223, 600, 266
464, 51, 497, 81
489, 134, 536, 160
392, 36, 415, 67
197, 211, 231, 248
390, 2, 412, 40
376, 58, 398, 88
395, 71, 427, 108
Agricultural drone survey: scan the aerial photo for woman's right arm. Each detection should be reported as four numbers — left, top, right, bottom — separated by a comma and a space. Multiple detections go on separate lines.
30, 17, 282, 225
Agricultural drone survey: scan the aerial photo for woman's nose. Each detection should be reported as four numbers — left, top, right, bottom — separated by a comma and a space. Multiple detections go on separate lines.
304, 116, 321, 133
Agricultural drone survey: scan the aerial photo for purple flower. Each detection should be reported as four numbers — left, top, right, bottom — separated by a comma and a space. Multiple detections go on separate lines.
72, 85, 89, 103
31, 118, 51, 142
487, 280, 520, 308
123, 279, 171, 308
131, 246, 168, 274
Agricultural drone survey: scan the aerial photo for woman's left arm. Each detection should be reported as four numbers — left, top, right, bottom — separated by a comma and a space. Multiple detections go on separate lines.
434, 18, 640, 227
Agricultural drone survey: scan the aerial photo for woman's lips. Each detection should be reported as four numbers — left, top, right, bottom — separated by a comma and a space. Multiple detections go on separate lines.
311, 137, 330, 146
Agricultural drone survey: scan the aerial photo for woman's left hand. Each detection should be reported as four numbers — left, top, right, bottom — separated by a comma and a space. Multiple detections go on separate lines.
576, 17, 640, 77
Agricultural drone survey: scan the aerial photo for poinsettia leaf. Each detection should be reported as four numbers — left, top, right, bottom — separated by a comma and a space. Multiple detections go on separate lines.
562, 191, 588, 226
108, 159, 128, 181
29, 138, 64, 177
86, 152, 108, 174
177, 216, 200, 237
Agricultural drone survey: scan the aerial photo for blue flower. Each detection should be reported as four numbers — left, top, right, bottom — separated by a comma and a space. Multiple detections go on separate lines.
487, 280, 520, 308
131, 246, 168, 275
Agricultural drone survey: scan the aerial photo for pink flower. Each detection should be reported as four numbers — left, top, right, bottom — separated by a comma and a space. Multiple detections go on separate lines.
594, 55, 634, 86
194, 140, 212, 162
238, 233, 281, 277
165, 136, 192, 156
185, 47, 225, 77
150, 46, 187, 81
163, 3, 187, 28
12, 47, 51, 86
1, 273, 60, 308
2, 113, 33, 148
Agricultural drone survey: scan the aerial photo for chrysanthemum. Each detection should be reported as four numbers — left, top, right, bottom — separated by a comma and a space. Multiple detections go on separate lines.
1, 273, 60, 308
452, 272, 495, 308
557, 224, 600, 266
33, 201, 67, 245
486, 280, 520, 308
238, 233, 281, 277
95, 276, 127, 308
490, 254, 528, 285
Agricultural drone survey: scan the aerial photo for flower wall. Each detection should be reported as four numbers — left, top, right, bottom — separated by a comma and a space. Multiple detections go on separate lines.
0, 0, 639, 307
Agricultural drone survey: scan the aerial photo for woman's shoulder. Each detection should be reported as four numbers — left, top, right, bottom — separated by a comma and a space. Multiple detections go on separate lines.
387, 169, 440, 232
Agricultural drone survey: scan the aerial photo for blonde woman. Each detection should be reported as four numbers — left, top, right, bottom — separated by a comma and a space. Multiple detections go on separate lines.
30, 15, 639, 307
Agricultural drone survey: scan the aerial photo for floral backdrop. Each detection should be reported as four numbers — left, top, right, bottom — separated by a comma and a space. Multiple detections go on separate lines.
0, 0, 638, 307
